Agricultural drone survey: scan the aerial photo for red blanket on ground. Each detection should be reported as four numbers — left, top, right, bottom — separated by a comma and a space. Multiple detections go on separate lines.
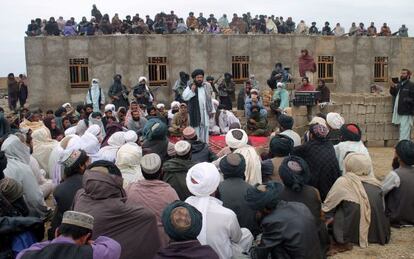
169, 135, 269, 154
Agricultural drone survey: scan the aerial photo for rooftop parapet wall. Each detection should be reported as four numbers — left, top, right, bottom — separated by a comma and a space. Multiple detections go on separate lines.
25, 34, 414, 108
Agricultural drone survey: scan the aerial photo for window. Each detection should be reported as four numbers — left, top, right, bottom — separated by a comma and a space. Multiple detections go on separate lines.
318, 56, 334, 83
232, 56, 250, 83
148, 57, 168, 86
374, 57, 388, 82
69, 58, 89, 88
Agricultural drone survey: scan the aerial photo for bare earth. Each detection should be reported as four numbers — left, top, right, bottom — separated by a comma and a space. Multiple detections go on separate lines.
331, 147, 414, 259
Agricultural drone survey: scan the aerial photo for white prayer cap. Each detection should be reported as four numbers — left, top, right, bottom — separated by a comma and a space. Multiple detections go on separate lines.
86, 125, 101, 138
225, 129, 248, 149
62, 211, 94, 230
62, 103, 72, 109
156, 103, 165, 109
174, 140, 191, 156
140, 153, 162, 174
124, 130, 138, 143
186, 162, 220, 197
326, 112, 345, 130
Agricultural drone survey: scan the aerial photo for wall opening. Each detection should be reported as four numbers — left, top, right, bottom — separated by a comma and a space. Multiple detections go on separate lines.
374, 57, 388, 82
232, 56, 250, 83
69, 58, 89, 88
318, 56, 334, 83
148, 57, 168, 86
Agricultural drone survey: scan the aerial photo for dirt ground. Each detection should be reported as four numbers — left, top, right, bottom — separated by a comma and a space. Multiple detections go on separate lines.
331, 147, 414, 259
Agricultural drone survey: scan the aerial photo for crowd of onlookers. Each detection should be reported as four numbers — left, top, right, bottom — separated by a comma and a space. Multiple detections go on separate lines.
26, 5, 409, 37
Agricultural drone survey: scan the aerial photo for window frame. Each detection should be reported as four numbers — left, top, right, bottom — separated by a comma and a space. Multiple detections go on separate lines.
373, 56, 388, 83
147, 57, 168, 86
231, 56, 250, 84
69, 58, 89, 88
317, 55, 334, 83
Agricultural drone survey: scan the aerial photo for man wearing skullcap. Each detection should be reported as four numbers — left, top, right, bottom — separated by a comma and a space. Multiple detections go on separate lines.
126, 153, 179, 247
185, 162, 253, 259
261, 134, 294, 182
183, 127, 216, 163
278, 114, 301, 147
326, 112, 345, 145
293, 124, 341, 200
155, 201, 219, 259
168, 103, 189, 136
73, 161, 161, 259
245, 181, 322, 259
323, 153, 390, 251
163, 141, 196, 200
278, 156, 330, 255
49, 149, 90, 239
334, 124, 371, 174
383, 140, 414, 227
183, 69, 214, 143
217, 154, 260, 237
17, 211, 121, 259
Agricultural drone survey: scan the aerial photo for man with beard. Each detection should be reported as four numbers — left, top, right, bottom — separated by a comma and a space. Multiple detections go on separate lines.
7, 73, 19, 112
182, 69, 213, 143
173, 72, 190, 102
246, 105, 269, 136
108, 74, 129, 110
168, 103, 189, 137
133, 77, 153, 107
206, 76, 219, 99
218, 73, 235, 110
390, 69, 414, 140
127, 110, 147, 136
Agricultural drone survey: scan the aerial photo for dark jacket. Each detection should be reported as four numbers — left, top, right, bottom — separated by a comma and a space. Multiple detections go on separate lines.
162, 158, 195, 201
251, 201, 322, 259
188, 140, 216, 163
390, 79, 414, 115
154, 240, 219, 259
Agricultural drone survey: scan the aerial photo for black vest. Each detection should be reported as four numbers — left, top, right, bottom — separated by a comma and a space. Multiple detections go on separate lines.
21, 243, 93, 259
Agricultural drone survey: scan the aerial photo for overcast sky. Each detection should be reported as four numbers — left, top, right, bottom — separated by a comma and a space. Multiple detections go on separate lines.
0, 0, 412, 76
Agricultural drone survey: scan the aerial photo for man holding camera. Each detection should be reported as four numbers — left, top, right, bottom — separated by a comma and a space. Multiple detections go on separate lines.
390, 69, 414, 140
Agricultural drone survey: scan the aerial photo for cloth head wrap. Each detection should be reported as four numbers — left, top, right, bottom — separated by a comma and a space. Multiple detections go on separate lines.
191, 69, 205, 79
278, 114, 294, 130
186, 162, 220, 197
340, 123, 362, 142
143, 119, 168, 141
309, 116, 327, 127
269, 135, 294, 157
279, 155, 310, 192
161, 200, 202, 241
326, 113, 345, 130
396, 140, 414, 166
86, 125, 101, 138
245, 181, 284, 211
344, 153, 371, 176
124, 130, 138, 143
225, 129, 248, 149
0, 178, 23, 203
219, 153, 246, 180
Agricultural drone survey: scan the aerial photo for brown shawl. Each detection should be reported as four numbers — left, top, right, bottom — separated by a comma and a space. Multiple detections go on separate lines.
73, 167, 161, 259
298, 54, 317, 77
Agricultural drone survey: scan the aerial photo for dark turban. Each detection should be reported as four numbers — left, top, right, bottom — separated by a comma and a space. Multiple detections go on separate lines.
310, 124, 329, 140
245, 181, 284, 211
206, 76, 214, 81
219, 153, 246, 180
0, 178, 23, 203
162, 200, 202, 241
340, 123, 361, 142
55, 107, 66, 117
87, 160, 122, 177
279, 156, 310, 192
396, 140, 414, 166
143, 119, 168, 141
191, 69, 205, 79
269, 135, 294, 157
278, 114, 294, 130
91, 112, 102, 118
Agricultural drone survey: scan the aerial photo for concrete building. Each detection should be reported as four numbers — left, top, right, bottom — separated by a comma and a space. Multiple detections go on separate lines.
25, 34, 414, 108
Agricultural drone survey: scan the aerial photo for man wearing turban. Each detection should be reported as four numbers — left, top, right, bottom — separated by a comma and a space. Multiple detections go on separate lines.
155, 200, 219, 258
182, 69, 214, 143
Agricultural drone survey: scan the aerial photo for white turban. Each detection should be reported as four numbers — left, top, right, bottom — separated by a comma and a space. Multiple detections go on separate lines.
170, 101, 180, 109
124, 130, 138, 143
326, 112, 345, 130
156, 103, 165, 109
225, 129, 248, 149
186, 162, 220, 197
105, 104, 116, 113
86, 125, 101, 138
64, 126, 77, 136
108, 132, 126, 148
138, 76, 148, 83
309, 116, 327, 127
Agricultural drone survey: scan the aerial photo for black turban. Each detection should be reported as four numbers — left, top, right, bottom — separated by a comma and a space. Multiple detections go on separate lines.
55, 107, 66, 117
191, 69, 205, 79
87, 160, 122, 177
340, 123, 361, 142
91, 112, 102, 118
162, 200, 202, 241
396, 140, 414, 166
279, 155, 310, 192
278, 114, 294, 130
206, 76, 214, 81
245, 181, 284, 211
269, 135, 294, 157
219, 153, 246, 180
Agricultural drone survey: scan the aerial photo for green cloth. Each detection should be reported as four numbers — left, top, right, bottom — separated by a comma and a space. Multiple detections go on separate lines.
162, 158, 196, 201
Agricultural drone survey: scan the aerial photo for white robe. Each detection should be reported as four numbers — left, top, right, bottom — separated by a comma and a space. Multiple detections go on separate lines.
334, 141, 371, 173
218, 111, 240, 134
